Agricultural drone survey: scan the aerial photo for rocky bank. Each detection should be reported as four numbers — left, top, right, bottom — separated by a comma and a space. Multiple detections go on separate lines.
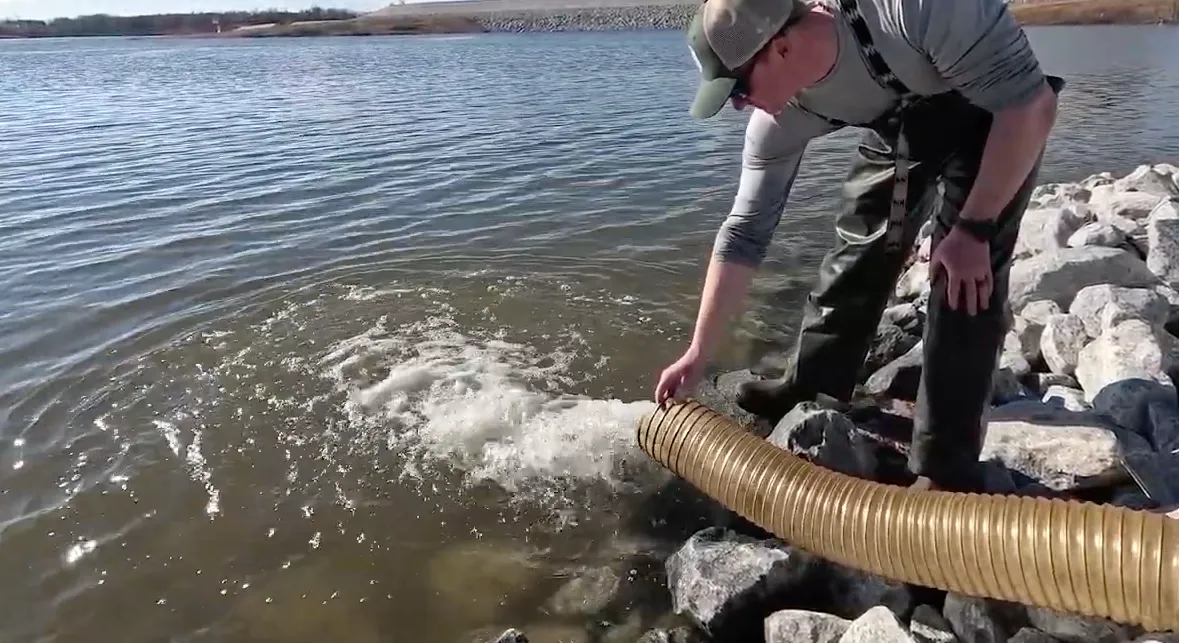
463, 5, 694, 32
485, 163, 1179, 643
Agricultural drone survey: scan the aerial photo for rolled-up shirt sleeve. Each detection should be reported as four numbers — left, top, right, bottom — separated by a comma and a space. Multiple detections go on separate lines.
909, 0, 1048, 112
713, 106, 838, 267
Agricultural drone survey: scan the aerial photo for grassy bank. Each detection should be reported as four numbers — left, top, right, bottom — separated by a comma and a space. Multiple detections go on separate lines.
223, 0, 1178, 36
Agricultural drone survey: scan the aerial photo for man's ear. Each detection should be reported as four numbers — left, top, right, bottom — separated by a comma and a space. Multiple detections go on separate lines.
770, 33, 791, 58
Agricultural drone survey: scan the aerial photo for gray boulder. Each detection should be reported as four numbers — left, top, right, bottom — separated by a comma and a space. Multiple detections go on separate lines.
979, 403, 1151, 491
1067, 284, 1170, 338
1008, 246, 1160, 314
1075, 319, 1176, 402
838, 606, 916, 643
943, 594, 1029, 643
665, 528, 816, 640
1025, 606, 1141, 643
764, 610, 849, 643
910, 604, 959, 643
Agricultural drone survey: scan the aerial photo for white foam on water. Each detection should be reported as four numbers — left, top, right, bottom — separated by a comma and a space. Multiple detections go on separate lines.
318, 313, 658, 497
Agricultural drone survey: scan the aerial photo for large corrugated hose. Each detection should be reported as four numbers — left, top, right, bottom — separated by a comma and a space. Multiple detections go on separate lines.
637, 399, 1179, 632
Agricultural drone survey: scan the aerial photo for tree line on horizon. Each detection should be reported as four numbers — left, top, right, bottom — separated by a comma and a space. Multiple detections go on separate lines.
0, 7, 360, 37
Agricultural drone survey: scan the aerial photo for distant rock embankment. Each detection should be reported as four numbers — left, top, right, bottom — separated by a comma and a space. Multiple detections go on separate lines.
461, 4, 695, 32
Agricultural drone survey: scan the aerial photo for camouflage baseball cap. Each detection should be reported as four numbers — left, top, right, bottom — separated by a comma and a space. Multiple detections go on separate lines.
686, 0, 808, 118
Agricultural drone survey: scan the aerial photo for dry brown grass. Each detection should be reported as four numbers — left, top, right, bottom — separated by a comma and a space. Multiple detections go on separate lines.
227, 15, 484, 36
1012, 0, 1179, 24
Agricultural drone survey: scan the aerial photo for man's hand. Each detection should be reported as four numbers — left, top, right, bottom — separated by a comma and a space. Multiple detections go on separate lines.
930, 226, 992, 316
654, 347, 707, 406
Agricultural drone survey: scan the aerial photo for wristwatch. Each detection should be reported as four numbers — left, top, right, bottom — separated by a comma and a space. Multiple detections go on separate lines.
954, 217, 997, 242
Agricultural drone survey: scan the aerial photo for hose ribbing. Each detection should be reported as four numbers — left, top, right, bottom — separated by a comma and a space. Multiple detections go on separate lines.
637, 400, 1179, 631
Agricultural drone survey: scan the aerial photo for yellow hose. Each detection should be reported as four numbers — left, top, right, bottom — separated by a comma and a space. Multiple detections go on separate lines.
637, 399, 1179, 632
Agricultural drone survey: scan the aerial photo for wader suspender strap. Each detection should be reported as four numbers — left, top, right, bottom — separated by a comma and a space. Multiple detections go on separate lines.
837, 0, 915, 253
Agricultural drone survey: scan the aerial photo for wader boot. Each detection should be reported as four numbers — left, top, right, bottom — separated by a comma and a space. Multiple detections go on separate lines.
735, 0, 1066, 492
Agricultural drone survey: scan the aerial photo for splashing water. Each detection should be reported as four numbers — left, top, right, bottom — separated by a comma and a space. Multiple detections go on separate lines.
318, 312, 661, 500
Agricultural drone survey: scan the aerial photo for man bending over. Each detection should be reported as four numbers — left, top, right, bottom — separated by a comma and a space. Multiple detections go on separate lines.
654, 0, 1062, 492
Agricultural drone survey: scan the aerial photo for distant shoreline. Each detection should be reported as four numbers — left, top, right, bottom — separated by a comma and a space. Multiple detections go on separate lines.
2, 0, 1176, 39
216, 0, 1179, 37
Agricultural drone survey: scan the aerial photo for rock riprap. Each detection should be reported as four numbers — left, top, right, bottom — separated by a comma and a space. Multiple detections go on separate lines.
501, 164, 1179, 643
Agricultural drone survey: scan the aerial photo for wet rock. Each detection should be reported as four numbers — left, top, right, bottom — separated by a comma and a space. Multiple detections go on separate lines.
1067, 221, 1126, 249
909, 604, 959, 643
1042, 385, 1089, 412
1076, 319, 1176, 402
839, 605, 916, 643
636, 626, 706, 643
1008, 246, 1160, 314
861, 324, 920, 382
1113, 164, 1179, 198
1040, 314, 1089, 376
943, 594, 1029, 643
1146, 199, 1179, 288
546, 567, 620, 616
881, 302, 923, 335
767, 402, 877, 479
1008, 627, 1062, 643
693, 369, 775, 437
1025, 606, 1140, 643
1014, 206, 1087, 258
763, 610, 849, 643
665, 528, 816, 641
979, 403, 1149, 491
490, 629, 529, 643
864, 340, 923, 400
1067, 284, 1170, 338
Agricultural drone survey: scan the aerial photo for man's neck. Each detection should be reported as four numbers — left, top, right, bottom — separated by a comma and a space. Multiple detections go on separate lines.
795, 8, 840, 87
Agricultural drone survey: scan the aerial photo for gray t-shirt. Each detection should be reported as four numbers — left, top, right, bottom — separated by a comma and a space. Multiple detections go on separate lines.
713, 0, 1049, 266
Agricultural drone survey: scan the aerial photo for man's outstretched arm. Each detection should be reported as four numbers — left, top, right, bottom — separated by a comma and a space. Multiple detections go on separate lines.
656, 107, 835, 404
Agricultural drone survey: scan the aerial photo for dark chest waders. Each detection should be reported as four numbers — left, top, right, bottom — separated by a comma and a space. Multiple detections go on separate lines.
805, 0, 916, 254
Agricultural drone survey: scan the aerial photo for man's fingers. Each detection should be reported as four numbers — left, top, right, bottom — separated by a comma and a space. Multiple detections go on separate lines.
964, 278, 978, 316
946, 271, 960, 311
979, 274, 993, 310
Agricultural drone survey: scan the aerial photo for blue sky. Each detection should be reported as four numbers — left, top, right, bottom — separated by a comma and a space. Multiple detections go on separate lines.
0, 0, 405, 20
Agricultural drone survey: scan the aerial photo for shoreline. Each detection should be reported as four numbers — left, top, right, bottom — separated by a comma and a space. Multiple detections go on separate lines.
220, 0, 1179, 38
497, 161, 1179, 643
2, 0, 1176, 39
